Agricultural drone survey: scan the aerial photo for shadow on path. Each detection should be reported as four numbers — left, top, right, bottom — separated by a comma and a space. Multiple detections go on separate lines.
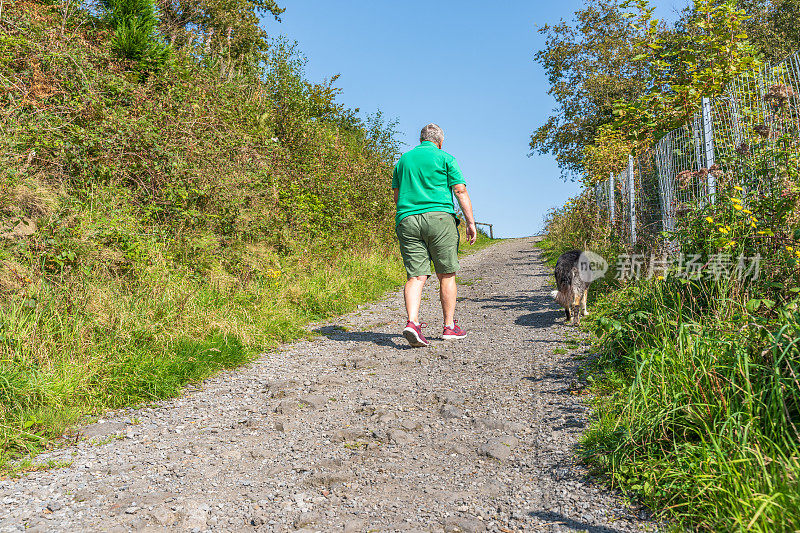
313, 326, 412, 349
528, 511, 625, 533
464, 291, 566, 329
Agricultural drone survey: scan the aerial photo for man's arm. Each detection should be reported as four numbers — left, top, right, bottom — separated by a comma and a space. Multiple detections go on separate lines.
452, 184, 477, 245
393, 188, 399, 205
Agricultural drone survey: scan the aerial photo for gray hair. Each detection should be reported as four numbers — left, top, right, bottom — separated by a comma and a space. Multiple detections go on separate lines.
420, 123, 444, 145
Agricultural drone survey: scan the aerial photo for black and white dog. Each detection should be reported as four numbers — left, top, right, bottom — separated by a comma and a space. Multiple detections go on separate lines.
550, 250, 592, 325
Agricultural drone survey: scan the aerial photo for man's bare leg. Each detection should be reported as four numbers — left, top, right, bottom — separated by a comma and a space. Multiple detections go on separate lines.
437, 272, 457, 327
404, 275, 428, 323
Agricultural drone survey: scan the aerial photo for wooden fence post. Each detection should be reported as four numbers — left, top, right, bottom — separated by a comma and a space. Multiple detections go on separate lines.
474, 222, 493, 239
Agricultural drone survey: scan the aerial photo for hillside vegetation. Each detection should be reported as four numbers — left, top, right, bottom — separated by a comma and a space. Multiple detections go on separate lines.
0, 0, 408, 466
536, 0, 800, 530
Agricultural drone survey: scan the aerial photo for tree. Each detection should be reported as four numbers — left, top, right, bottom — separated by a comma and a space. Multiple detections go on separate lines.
613, 0, 761, 143
738, 0, 800, 61
530, 0, 653, 180
156, 0, 284, 76
103, 0, 172, 71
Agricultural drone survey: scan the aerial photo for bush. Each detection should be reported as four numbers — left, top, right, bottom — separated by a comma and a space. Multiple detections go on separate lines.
0, 0, 405, 467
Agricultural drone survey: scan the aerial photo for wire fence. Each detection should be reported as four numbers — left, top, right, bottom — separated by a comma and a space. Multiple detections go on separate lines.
594, 51, 800, 247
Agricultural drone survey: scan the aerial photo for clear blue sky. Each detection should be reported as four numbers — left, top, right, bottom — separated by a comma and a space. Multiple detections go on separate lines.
262, 1, 684, 238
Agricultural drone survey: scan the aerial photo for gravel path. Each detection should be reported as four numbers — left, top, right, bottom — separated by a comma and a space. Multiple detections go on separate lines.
0, 237, 654, 532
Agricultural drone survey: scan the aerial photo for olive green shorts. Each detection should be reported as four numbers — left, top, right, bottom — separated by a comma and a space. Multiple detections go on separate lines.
396, 211, 460, 278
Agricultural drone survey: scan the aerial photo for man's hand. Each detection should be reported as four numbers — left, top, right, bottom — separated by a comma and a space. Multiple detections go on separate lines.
465, 222, 477, 245
452, 184, 477, 245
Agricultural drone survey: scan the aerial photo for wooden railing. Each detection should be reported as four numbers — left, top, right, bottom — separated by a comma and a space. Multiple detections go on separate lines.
474, 222, 494, 239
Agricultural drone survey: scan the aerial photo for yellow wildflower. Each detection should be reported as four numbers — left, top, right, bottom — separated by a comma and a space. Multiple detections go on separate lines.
705, 216, 714, 223
734, 186, 744, 191
734, 205, 743, 211
743, 209, 752, 214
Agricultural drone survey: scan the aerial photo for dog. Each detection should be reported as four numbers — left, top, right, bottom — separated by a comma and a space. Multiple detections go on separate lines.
550, 250, 591, 325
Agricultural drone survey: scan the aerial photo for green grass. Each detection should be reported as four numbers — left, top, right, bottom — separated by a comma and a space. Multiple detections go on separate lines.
0, 248, 406, 470
534, 236, 561, 266
460, 230, 496, 256
577, 272, 800, 531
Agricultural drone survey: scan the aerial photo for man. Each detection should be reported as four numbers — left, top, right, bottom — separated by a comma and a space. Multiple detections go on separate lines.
392, 123, 477, 348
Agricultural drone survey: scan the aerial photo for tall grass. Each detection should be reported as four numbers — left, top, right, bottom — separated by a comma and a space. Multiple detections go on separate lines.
539, 190, 800, 530
0, 246, 406, 469
580, 275, 800, 531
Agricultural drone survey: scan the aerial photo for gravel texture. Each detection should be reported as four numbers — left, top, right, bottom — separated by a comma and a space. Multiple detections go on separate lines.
0, 237, 655, 532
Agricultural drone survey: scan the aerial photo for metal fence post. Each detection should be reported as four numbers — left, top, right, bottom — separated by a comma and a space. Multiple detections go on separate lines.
609, 172, 615, 224
702, 96, 716, 202
628, 156, 636, 245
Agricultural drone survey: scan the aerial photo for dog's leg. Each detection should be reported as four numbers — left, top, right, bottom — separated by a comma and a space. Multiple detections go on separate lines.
565, 307, 571, 320
571, 291, 582, 326
581, 289, 589, 316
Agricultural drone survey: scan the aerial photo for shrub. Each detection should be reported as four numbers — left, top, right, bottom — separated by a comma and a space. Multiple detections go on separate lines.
0, 0, 405, 467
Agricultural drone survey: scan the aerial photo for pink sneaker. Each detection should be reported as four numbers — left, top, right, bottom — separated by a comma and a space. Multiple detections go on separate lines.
403, 321, 430, 347
442, 320, 466, 340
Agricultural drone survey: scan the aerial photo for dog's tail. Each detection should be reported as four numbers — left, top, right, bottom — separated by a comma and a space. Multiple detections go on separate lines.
550, 289, 567, 307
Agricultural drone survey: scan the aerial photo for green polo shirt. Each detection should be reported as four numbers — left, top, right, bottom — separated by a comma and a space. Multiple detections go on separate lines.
391, 141, 466, 225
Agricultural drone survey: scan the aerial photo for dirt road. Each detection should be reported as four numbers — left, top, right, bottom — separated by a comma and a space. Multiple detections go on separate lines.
0, 238, 653, 532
